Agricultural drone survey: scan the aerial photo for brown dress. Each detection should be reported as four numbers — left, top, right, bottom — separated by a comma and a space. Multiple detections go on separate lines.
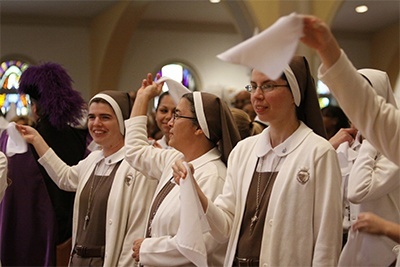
70, 161, 121, 267
235, 164, 278, 267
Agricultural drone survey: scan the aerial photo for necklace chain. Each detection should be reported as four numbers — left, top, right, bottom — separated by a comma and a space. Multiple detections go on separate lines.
83, 161, 111, 231
147, 177, 176, 237
250, 156, 281, 233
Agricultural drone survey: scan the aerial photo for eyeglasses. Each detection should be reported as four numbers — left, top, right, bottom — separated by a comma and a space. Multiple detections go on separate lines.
172, 112, 197, 121
245, 83, 289, 93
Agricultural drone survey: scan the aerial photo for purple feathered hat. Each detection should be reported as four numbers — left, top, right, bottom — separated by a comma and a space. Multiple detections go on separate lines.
18, 62, 86, 130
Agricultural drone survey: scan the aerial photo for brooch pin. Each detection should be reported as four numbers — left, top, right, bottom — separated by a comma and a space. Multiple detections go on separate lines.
297, 168, 310, 184
125, 174, 133, 186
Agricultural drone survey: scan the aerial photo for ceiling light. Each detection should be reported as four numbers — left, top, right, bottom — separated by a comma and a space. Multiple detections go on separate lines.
210, 0, 221, 3
355, 5, 368, 13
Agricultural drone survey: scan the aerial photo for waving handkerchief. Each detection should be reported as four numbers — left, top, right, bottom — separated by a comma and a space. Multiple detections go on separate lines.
176, 162, 210, 267
156, 76, 191, 105
217, 12, 303, 80
6, 122, 28, 157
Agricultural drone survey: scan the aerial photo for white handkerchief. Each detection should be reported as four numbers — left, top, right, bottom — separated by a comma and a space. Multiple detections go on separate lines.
217, 12, 303, 80
156, 76, 191, 105
176, 162, 210, 267
6, 122, 28, 157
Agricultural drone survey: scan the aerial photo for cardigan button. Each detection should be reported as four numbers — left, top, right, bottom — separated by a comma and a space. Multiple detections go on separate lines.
268, 219, 273, 226
108, 219, 113, 225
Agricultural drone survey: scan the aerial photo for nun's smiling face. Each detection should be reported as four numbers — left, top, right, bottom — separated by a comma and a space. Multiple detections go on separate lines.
250, 69, 295, 125
168, 98, 198, 151
88, 101, 124, 156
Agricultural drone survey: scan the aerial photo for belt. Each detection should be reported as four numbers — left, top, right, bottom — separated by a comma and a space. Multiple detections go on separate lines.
234, 257, 260, 267
74, 245, 105, 258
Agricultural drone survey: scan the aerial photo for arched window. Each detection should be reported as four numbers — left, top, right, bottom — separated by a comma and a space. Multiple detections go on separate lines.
154, 62, 199, 108
0, 60, 30, 117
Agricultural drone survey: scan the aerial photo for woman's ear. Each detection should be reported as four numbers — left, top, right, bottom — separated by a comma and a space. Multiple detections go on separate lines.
194, 126, 203, 136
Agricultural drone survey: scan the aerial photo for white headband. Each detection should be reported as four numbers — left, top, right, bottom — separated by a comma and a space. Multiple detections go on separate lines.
283, 65, 301, 106
193, 92, 210, 139
90, 93, 125, 135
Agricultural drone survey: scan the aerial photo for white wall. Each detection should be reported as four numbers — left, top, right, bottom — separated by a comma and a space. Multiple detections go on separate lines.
119, 27, 250, 103
1, 24, 91, 100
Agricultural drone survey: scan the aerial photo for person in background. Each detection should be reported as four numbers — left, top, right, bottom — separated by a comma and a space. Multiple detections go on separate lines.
0, 62, 88, 266
126, 73, 241, 266
173, 56, 342, 266
230, 108, 263, 139
153, 92, 175, 149
338, 69, 400, 266
16, 90, 157, 266
242, 102, 257, 121
301, 15, 400, 165
10, 115, 35, 126
232, 90, 251, 110
321, 105, 350, 140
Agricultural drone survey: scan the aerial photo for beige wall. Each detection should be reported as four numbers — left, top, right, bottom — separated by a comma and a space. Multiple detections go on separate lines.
1, 0, 398, 101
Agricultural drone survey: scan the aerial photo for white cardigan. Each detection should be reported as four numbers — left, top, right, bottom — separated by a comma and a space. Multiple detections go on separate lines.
38, 147, 157, 267
124, 116, 227, 267
319, 50, 400, 166
339, 140, 400, 266
206, 122, 343, 266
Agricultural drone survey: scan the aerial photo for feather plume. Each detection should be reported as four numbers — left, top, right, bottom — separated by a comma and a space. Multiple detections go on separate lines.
19, 62, 85, 130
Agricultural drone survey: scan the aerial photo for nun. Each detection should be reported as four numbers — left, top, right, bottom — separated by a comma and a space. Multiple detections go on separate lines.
125, 74, 241, 266
16, 90, 157, 266
338, 69, 400, 267
174, 56, 343, 266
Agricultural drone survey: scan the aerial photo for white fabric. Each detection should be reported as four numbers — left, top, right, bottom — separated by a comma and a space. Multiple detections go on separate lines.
319, 50, 400, 165
124, 116, 227, 267
38, 147, 157, 267
339, 139, 400, 266
156, 76, 191, 105
0, 152, 8, 202
206, 122, 342, 266
283, 65, 301, 106
394, 245, 400, 267
90, 93, 125, 135
336, 133, 361, 231
339, 229, 398, 266
176, 162, 210, 267
6, 122, 28, 157
193, 92, 210, 139
217, 12, 303, 80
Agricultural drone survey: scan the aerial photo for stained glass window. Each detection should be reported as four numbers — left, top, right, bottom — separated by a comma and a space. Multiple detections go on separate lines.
154, 62, 198, 108
0, 60, 30, 117
317, 80, 337, 108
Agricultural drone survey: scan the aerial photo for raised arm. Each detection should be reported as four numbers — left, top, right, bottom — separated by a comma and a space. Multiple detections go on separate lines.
300, 15, 341, 71
130, 73, 163, 118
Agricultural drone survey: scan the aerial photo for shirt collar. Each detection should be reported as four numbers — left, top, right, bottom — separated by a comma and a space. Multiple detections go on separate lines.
95, 146, 125, 165
190, 147, 221, 169
255, 121, 312, 158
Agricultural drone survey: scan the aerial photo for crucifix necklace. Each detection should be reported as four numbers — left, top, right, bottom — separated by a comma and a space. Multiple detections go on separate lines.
249, 156, 281, 233
83, 161, 111, 231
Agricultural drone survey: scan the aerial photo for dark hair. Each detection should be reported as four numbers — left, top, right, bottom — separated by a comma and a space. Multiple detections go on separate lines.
321, 105, 350, 130
156, 91, 170, 111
